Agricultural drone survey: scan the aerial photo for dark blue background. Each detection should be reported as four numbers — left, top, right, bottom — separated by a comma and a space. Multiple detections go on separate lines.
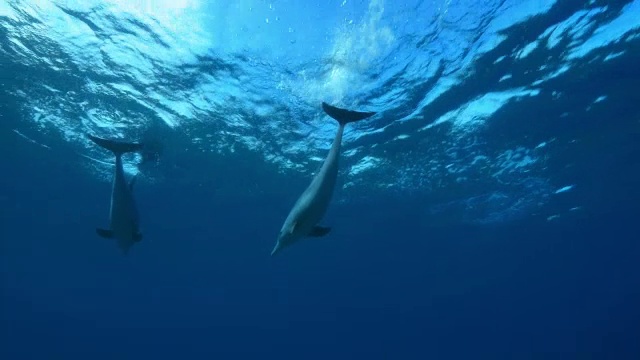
1, 122, 639, 359
2, 0, 640, 358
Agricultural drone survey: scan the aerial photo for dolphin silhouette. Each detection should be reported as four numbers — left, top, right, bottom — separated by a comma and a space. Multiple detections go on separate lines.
271, 102, 376, 256
88, 134, 144, 254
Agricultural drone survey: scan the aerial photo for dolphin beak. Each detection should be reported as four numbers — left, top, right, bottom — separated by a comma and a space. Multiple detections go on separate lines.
271, 242, 282, 257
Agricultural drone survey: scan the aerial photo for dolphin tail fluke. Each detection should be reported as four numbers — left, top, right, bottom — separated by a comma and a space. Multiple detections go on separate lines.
322, 102, 376, 126
87, 134, 144, 156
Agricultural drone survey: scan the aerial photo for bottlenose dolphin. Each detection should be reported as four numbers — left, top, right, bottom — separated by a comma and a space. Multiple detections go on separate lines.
271, 102, 376, 256
88, 134, 144, 254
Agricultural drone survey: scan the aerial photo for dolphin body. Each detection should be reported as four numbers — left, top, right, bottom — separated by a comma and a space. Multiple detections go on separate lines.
88, 134, 144, 254
271, 102, 376, 256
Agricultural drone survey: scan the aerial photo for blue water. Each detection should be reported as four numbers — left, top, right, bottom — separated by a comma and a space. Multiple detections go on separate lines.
1, 0, 640, 358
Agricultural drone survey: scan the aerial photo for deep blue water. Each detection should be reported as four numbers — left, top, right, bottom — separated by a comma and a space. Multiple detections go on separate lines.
2, 0, 640, 359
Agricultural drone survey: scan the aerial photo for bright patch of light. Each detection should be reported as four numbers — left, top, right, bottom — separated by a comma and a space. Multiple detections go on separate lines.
594, 95, 607, 103
567, 1, 640, 60
604, 51, 625, 61
517, 40, 538, 59
317, 0, 395, 103
349, 156, 382, 176
426, 88, 540, 133
554, 185, 574, 194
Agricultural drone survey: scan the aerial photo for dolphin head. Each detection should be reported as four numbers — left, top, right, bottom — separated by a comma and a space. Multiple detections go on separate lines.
117, 239, 134, 255
270, 241, 284, 256
271, 223, 299, 256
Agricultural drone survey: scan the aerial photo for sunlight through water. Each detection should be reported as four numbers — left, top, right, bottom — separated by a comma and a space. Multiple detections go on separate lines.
2, 0, 639, 224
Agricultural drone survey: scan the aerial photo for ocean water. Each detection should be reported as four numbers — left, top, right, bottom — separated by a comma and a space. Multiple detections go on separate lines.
1, 0, 639, 358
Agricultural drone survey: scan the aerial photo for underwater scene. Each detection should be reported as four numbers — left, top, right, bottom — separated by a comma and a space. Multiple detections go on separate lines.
1, 0, 639, 359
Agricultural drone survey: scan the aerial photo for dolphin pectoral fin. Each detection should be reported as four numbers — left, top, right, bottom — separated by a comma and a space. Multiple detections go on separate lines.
309, 226, 331, 237
96, 228, 114, 239
134, 232, 143, 242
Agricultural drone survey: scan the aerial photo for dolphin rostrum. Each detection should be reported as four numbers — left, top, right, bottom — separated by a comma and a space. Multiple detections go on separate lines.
88, 134, 144, 254
271, 102, 376, 256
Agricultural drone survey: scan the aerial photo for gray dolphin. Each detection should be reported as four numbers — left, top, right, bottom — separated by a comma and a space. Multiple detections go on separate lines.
88, 134, 144, 254
271, 102, 376, 256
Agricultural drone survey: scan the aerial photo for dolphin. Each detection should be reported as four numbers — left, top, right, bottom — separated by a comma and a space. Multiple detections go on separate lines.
87, 134, 144, 254
271, 102, 376, 256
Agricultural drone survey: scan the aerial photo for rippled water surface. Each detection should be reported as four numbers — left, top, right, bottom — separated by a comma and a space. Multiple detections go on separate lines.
2, 0, 639, 221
